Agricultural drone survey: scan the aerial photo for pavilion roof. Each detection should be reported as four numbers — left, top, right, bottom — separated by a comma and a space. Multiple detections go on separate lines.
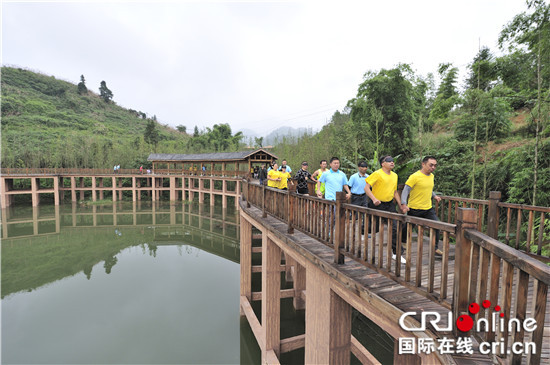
147, 148, 277, 163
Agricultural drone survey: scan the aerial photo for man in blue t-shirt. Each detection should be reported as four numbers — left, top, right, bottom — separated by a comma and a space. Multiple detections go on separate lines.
348, 161, 369, 207
316, 157, 350, 201
278, 159, 292, 173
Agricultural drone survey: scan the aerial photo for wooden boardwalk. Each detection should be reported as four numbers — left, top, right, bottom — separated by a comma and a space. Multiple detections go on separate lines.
240, 181, 550, 364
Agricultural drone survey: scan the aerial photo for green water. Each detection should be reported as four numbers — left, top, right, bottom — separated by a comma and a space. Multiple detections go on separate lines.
1, 202, 393, 364
1, 202, 261, 364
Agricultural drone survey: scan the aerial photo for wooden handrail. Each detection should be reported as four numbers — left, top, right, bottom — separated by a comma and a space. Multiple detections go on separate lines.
455, 212, 549, 365
244, 180, 550, 365
246, 179, 457, 306
0, 168, 248, 177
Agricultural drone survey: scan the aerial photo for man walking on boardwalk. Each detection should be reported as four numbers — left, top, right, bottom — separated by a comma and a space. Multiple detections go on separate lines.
316, 157, 351, 201
400, 156, 443, 256
348, 161, 369, 208
364, 155, 405, 263
294, 161, 312, 194
348, 161, 370, 235
311, 160, 328, 198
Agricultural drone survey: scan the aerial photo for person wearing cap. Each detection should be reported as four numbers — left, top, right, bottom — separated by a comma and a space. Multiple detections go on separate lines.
294, 161, 312, 194
279, 165, 292, 190
278, 159, 292, 173
400, 156, 443, 256
267, 162, 282, 188
348, 161, 370, 208
365, 155, 405, 263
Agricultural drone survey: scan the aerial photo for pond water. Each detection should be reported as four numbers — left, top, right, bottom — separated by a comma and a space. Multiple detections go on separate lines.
1, 202, 261, 364
1, 201, 394, 364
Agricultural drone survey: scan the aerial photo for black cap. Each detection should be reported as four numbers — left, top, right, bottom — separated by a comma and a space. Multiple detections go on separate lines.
380, 155, 394, 164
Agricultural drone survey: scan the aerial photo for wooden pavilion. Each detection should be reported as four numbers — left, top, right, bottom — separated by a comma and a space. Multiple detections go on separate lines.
147, 148, 278, 175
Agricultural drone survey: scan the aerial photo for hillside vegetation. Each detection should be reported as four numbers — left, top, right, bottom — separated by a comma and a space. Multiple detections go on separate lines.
1, 67, 191, 169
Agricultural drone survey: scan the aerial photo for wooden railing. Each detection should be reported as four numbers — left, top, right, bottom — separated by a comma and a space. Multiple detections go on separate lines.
454, 208, 549, 365
437, 192, 550, 260
0, 168, 248, 178
242, 180, 550, 363
245, 181, 457, 308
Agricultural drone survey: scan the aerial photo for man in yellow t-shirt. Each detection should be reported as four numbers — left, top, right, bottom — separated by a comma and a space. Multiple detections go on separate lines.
311, 159, 328, 197
267, 162, 282, 188
400, 156, 442, 255
279, 165, 292, 190
364, 155, 405, 262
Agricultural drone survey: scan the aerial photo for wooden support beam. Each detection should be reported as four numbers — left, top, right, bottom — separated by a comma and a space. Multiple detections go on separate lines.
293, 262, 306, 310
251, 288, 295, 301
280, 334, 305, 354
240, 296, 264, 350
305, 261, 351, 364
252, 264, 286, 273
262, 235, 281, 361
351, 335, 381, 365
240, 218, 252, 304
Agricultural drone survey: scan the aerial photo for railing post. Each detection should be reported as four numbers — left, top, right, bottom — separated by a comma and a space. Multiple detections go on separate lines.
262, 182, 267, 218
334, 192, 346, 264
244, 178, 250, 208
487, 191, 501, 239
287, 183, 296, 234
452, 207, 478, 337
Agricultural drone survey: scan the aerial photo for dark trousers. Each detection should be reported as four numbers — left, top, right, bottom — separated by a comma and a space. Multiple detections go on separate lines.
401, 207, 440, 249
351, 194, 368, 234
350, 193, 368, 207
368, 201, 401, 254
297, 187, 309, 194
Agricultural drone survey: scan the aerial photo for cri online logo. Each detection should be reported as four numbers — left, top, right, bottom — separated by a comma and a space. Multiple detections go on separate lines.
400, 300, 538, 333
456, 300, 500, 332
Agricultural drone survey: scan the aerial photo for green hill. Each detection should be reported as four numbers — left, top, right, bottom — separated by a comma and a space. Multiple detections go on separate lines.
1, 66, 189, 169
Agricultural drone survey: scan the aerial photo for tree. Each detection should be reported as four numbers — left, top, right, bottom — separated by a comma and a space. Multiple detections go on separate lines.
144, 119, 159, 150
500, 0, 550, 205
348, 64, 418, 157
176, 125, 187, 133
77, 75, 87, 95
466, 47, 498, 92
206, 123, 243, 151
254, 137, 263, 148
428, 63, 460, 121
99, 81, 113, 103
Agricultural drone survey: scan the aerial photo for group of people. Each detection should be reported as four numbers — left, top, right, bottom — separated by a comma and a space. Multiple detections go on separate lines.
265, 159, 294, 190
258, 155, 442, 264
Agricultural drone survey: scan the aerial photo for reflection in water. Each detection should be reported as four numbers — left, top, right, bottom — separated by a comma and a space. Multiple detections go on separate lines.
1, 202, 249, 365
1, 202, 393, 364
1, 202, 240, 298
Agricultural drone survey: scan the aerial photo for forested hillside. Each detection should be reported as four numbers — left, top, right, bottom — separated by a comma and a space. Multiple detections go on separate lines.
1, 67, 191, 168
1, 67, 245, 169
273, 1, 549, 207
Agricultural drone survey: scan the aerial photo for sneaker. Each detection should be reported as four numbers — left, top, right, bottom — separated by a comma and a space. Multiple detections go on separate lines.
392, 254, 407, 264
435, 249, 443, 256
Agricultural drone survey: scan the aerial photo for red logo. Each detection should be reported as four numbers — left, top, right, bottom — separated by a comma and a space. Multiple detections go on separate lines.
456, 300, 501, 332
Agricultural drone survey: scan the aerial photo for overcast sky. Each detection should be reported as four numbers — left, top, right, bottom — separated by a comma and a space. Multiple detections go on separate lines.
2, 0, 530, 136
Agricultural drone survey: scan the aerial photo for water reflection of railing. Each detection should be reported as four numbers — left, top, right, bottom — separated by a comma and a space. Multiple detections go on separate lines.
1, 202, 241, 299
1, 202, 239, 240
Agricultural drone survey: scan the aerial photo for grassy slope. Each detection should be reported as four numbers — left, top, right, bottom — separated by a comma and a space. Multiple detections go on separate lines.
1, 66, 189, 168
